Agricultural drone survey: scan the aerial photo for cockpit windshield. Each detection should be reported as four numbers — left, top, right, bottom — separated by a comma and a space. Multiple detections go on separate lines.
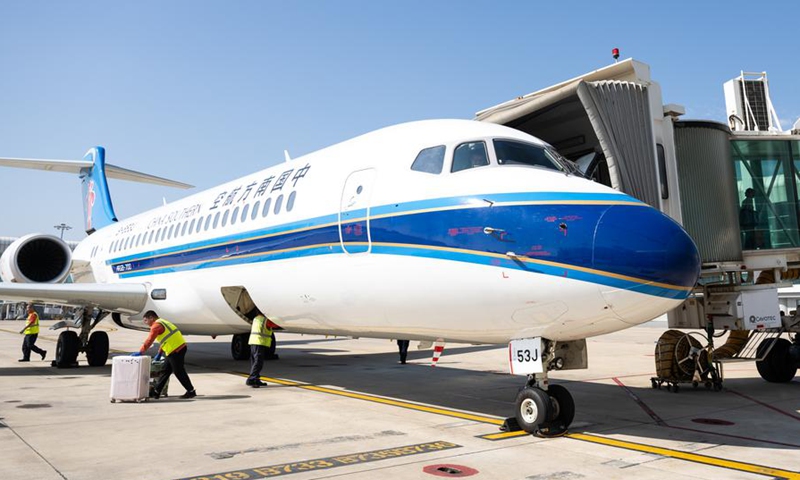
494, 139, 561, 170
493, 139, 583, 176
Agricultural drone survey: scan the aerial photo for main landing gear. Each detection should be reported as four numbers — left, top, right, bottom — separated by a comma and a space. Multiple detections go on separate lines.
53, 307, 111, 368
230, 332, 278, 361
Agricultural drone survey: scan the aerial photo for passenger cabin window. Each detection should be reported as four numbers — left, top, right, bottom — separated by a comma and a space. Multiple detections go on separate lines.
452, 142, 489, 173
411, 145, 445, 174
493, 139, 561, 171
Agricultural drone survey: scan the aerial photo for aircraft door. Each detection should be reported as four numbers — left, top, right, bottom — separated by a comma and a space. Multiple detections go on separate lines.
339, 168, 376, 254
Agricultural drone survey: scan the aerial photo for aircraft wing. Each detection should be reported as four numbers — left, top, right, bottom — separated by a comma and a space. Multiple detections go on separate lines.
0, 157, 193, 189
0, 283, 148, 314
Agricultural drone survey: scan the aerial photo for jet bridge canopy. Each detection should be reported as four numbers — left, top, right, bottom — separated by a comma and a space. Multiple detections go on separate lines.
476, 59, 662, 210
477, 58, 744, 264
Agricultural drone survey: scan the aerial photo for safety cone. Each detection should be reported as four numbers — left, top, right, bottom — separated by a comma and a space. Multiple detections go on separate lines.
431, 339, 445, 367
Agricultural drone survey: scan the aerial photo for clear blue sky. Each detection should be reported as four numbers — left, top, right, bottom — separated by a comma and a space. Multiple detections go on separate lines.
2, 1, 798, 241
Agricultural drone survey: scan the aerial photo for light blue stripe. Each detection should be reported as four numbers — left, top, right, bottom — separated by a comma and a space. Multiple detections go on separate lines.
118, 244, 344, 278
109, 191, 638, 265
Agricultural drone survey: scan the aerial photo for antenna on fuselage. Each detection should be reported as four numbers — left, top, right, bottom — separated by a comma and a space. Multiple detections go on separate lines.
284, 150, 291, 163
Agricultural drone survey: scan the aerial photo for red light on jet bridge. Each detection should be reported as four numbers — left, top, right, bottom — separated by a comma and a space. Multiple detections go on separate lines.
612, 48, 620, 60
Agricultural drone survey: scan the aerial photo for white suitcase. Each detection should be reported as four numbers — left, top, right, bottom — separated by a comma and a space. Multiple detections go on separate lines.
110, 355, 151, 402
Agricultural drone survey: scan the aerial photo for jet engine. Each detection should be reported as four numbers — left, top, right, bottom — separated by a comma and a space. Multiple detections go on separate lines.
0, 234, 72, 283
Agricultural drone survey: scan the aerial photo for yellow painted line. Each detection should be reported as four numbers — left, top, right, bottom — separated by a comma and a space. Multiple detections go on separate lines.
233, 371, 506, 426
480, 430, 531, 441
569, 433, 800, 479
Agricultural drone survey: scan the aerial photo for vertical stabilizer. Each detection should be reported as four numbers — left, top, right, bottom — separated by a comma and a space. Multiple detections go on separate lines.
80, 147, 118, 234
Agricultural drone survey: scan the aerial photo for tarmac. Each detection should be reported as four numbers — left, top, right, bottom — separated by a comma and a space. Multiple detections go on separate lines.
0, 318, 799, 480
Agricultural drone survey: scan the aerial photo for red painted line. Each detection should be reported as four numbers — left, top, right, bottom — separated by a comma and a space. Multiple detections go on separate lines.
612, 377, 666, 425
580, 372, 654, 382
508, 344, 514, 375
611, 377, 800, 448
728, 389, 800, 423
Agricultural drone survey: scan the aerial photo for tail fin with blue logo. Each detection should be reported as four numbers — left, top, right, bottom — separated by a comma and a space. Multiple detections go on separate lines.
81, 147, 117, 234
0, 147, 193, 235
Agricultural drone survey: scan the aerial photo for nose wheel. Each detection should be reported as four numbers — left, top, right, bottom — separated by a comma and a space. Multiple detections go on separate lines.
514, 383, 575, 437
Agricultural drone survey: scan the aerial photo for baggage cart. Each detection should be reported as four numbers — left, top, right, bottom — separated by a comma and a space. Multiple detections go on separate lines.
149, 357, 170, 397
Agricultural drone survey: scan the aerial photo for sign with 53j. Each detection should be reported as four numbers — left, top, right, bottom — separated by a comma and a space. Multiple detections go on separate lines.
509, 337, 543, 375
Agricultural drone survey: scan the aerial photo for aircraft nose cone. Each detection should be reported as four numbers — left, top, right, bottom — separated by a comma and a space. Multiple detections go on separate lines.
593, 204, 700, 299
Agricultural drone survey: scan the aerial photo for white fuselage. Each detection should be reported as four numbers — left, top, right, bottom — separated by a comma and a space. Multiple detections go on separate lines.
70, 120, 699, 343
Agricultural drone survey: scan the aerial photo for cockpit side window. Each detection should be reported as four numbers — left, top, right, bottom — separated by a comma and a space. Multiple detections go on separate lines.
411, 145, 445, 174
493, 139, 561, 171
452, 141, 489, 173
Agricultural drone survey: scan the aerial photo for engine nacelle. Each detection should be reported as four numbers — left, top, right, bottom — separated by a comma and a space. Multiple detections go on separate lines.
0, 234, 72, 283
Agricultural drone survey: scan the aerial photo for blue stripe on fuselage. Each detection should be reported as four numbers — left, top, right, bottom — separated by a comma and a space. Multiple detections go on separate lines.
108, 192, 691, 298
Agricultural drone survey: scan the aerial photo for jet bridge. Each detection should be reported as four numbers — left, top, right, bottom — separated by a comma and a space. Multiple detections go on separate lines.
477, 59, 800, 386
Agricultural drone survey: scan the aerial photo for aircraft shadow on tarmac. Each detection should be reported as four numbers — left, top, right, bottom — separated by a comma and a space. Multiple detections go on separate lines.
182, 338, 800, 451
5, 337, 798, 450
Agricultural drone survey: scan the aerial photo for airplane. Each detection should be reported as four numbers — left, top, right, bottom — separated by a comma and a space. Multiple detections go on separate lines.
0, 119, 701, 435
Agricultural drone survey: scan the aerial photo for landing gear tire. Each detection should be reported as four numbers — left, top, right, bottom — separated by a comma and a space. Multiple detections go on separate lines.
514, 387, 552, 434
85, 331, 109, 367
55, 331, 80, 368
756, 338, 797, 383
542, 384, 574, 436
231, 333, 249, 361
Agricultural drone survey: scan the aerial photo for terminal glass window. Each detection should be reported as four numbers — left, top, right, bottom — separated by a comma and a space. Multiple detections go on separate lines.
452, 142, 489, 173
411, 145, 445, 174
732, 139, 800, 249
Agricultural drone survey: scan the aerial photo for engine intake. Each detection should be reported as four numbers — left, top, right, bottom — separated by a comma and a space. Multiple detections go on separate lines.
0, 234, 72, 283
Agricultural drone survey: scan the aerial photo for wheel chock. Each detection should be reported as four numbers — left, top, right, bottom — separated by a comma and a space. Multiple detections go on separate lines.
500, 417, 521, 432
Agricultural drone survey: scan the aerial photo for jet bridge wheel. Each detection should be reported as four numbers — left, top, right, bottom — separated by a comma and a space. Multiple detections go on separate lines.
514, 387, 552, 434
231, 333, 249, 361
55, 331, 80, 368
85, 331, 109, 367
756, 338, 797, 383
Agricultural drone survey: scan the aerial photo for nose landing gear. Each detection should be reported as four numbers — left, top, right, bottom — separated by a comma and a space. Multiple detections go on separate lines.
505, 338, 577, 437
513, 377, 575, 437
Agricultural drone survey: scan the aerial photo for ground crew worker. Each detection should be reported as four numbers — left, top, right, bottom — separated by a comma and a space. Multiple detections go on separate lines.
132, 310, 196, 399
19, 305, 47, 362
246, 309, 272, 388
396, 339, 410, 364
